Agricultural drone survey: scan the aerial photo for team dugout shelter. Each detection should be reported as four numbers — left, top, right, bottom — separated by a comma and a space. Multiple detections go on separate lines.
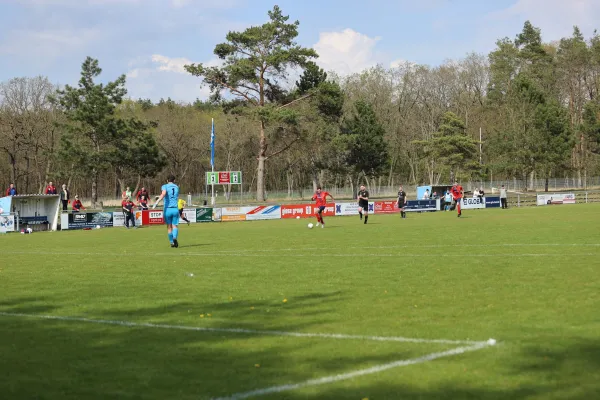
0, 194, 61, 231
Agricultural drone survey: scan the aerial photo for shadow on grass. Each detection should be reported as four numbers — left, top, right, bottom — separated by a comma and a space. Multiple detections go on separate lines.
2, 295, 599, 399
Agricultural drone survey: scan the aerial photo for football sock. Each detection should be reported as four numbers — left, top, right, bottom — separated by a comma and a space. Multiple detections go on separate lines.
172, 227, 179, 240
168, 232, 174, 244
364, 215, 368, 224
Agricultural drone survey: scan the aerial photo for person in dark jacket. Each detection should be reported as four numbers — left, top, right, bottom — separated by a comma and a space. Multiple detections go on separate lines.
60, 184, 70, 211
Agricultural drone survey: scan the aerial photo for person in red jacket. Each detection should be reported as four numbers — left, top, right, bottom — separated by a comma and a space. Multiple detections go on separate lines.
312, 186, 334, 228
45, 181, 57, 195
122, 196, 137, 228
72, 196, 85, 212
136, 187, 150, 202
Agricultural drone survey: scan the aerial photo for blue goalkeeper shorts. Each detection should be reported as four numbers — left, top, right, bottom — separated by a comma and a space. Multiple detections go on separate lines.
164, 207, 180, 226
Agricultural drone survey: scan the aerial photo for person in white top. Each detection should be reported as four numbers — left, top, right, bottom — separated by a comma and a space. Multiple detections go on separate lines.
500, 185, 508, 209
423, 189, 430, 200
473, 188, 479, 198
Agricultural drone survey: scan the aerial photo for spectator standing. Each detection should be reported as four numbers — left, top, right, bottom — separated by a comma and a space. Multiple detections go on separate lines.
45, 181, 57, 195
6, 183, 17, 196
72, 196, 85, 212
473, 188, 480, 198
423, 189, 430, 200
444, 189, 452, 211
122, 196, 137, 229
138, 194, 149, 210
136, 187, 150, 202
500, 185, 508, 209
122, 186, 132, 199
478, 187, 485, 200
60, 184, 70, 211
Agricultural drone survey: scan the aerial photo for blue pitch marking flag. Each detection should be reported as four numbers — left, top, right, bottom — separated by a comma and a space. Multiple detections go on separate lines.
210, 119, 215, 168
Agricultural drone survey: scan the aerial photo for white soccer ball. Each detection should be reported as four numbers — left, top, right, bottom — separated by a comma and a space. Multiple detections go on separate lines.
96, 225, 101, 229
307, 223, 314, 229
296, 216, 300, 219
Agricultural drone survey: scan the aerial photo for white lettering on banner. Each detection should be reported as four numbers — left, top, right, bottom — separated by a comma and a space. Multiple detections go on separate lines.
461, 198, 485, 210
74, 214, 86, 221
150, 211, 163, 219
536, 193, 576, 206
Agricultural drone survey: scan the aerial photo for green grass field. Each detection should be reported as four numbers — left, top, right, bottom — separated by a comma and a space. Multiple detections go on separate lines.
1, 205, 599, 399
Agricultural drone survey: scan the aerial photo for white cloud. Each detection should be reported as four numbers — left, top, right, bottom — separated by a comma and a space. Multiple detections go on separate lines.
314, 29, 384, 75
390, 59, 407, 69
125, 55, 217, 102
489, 0, 600, 39
151, 54, 195, 74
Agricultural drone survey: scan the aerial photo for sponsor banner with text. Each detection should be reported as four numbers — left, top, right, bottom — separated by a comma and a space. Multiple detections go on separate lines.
461, 197, 485, 210
221, 206, 254, 221
142, 210, 164, 225
196, 208, 213, 222
335, 202, 374, 216
66, 212, 114, 230
484, 197, 501, 208
374, 201, 400, 214
246, 205, 282, 221
182, 208, 197, 223
281, 204, 335, 219
404, 199, 439, 212
112, 212, 126, 227
536, 193, 576, 206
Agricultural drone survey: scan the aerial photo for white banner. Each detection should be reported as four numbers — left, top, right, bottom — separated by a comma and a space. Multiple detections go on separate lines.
182, 208, 197, 223
0, 215, 15, 232
335, 202, 375, 216
537, 193, 576, 206
113, 212, 126, 227
221, 206, 255, 216
245, 205, 281, 220
461, 197, 485, 209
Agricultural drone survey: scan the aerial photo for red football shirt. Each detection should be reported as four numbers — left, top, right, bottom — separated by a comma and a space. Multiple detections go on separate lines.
312, 191, 330, 207
451, 185, 463, 200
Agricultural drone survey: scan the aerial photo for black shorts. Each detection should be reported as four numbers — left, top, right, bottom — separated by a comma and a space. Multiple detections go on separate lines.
358, 202, 368, 211
317, 206, 326, 213
179, 208, 184, 216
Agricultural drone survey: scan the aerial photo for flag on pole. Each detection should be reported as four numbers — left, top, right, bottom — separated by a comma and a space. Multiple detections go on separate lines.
210, 118, 215, 169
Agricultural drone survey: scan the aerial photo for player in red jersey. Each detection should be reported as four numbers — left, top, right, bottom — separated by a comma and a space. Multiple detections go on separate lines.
312, 186, 334, 228
450, 180, 463, 217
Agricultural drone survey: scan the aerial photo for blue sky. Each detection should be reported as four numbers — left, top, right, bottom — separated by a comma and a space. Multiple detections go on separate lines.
1, 0, 599, 102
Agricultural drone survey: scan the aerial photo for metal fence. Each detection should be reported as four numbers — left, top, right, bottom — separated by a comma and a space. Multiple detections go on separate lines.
88, 177, 600, 207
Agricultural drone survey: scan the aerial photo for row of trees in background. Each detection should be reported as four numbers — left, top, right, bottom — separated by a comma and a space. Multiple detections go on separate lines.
1, 6, 600, 205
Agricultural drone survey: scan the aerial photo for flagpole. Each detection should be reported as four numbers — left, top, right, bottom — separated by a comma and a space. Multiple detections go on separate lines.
211, 118, 215, 206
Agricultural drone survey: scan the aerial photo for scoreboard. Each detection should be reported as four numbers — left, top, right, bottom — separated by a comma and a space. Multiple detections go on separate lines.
206, 171, 242, 185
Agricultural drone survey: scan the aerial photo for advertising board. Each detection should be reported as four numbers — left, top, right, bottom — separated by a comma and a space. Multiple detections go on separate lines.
536, 193, 576, 205
335, 202, 374, 216
281, 204, 335, 219
245, 205, 282, 220
461, 197, 485, 210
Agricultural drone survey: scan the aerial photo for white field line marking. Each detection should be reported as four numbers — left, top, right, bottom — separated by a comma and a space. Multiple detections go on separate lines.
3, 243, 599, 257
0, 312, 483, 345
213, 342, 495, 400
